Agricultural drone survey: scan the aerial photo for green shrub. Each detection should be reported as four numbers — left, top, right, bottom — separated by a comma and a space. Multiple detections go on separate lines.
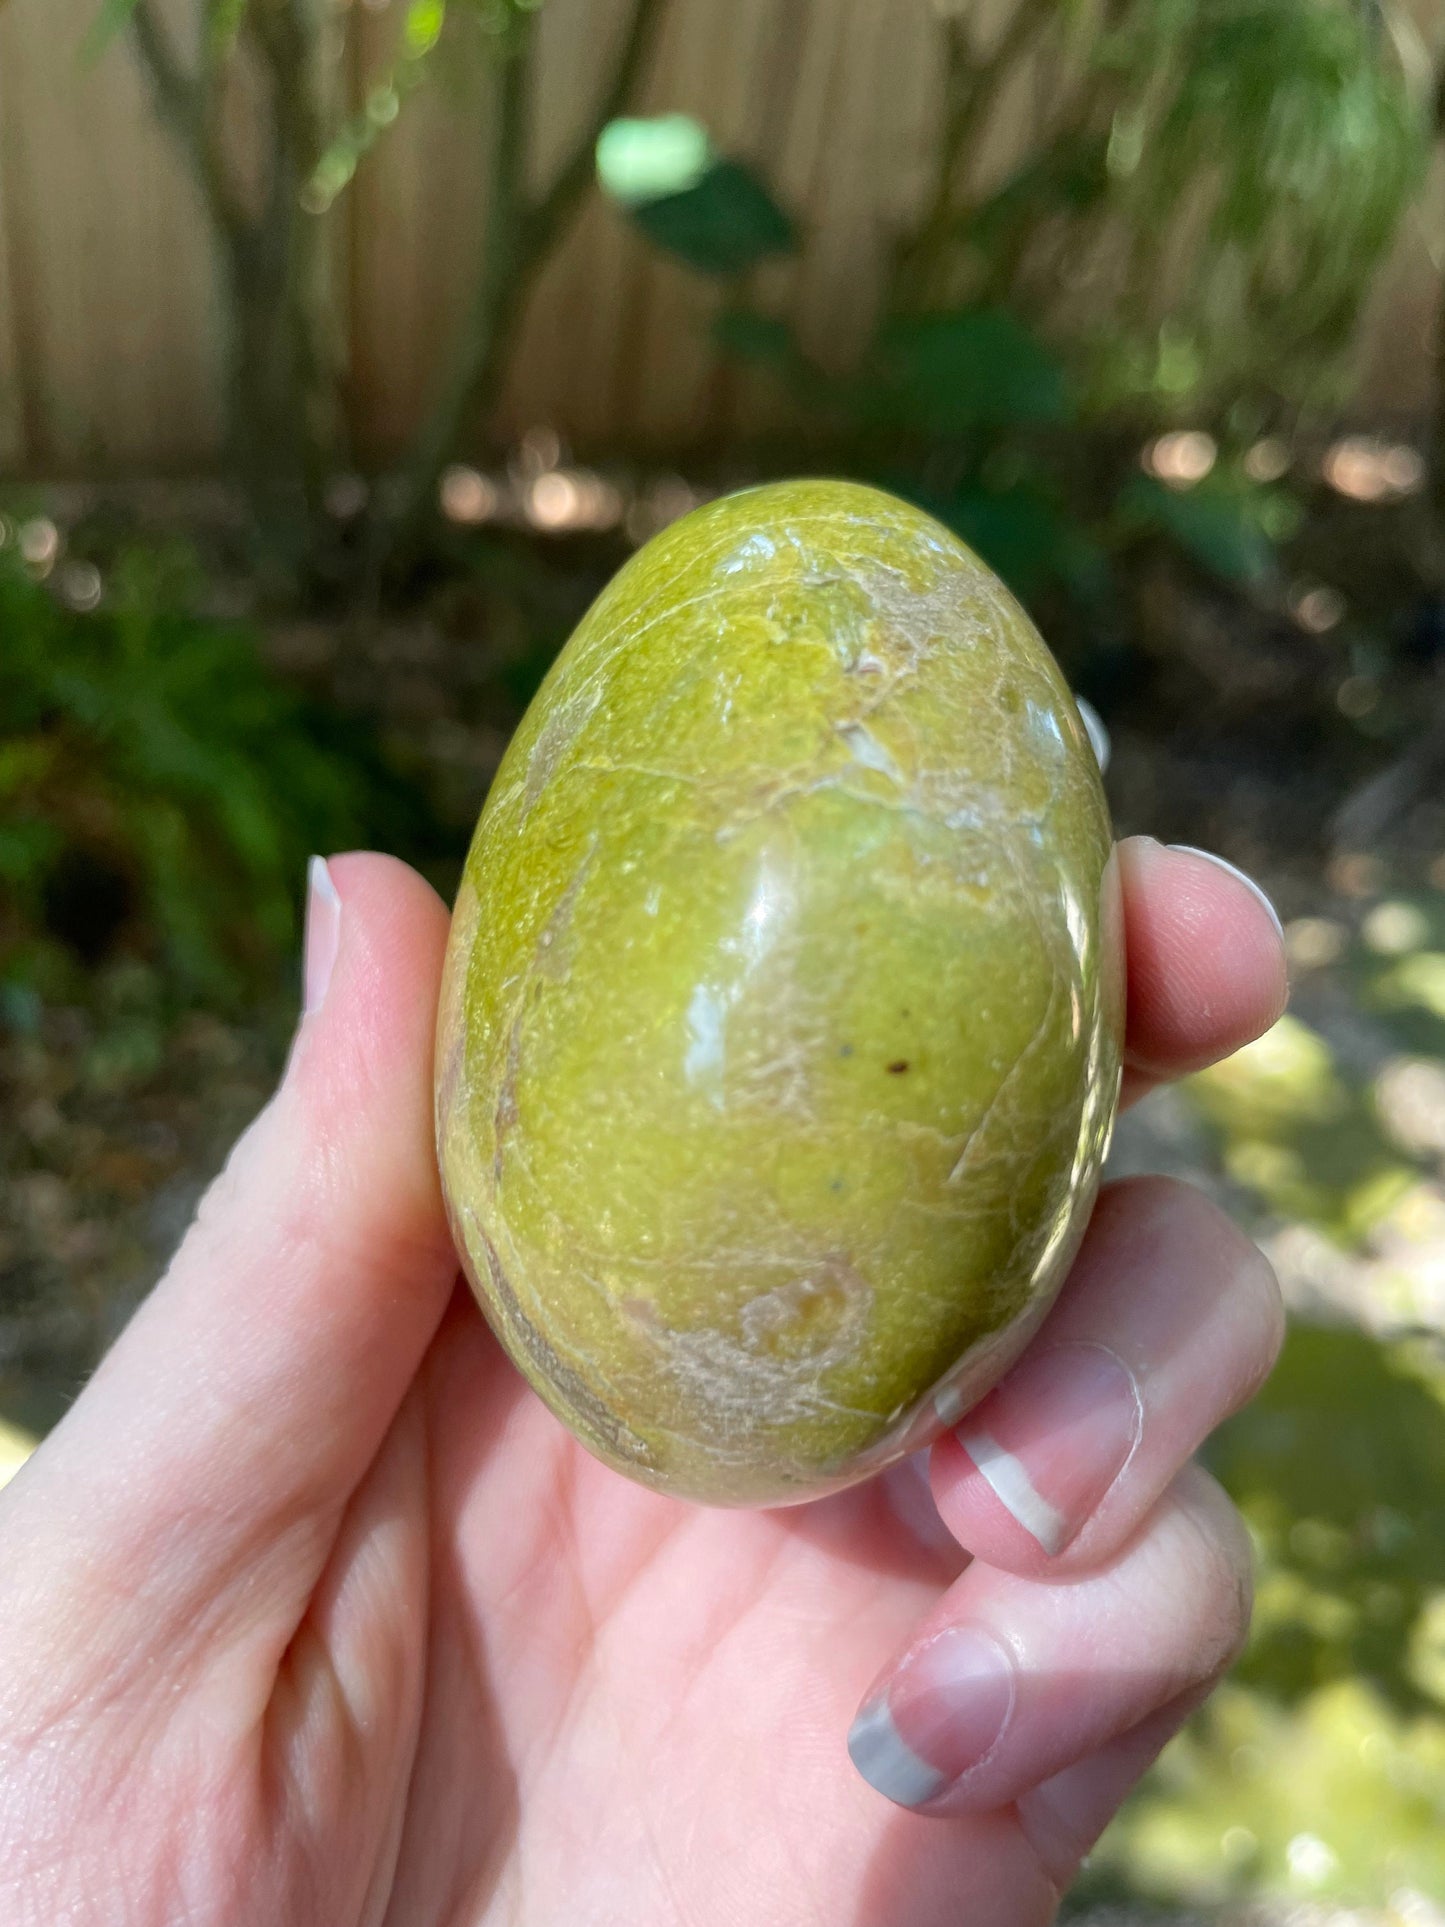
0, 538, 416, 1011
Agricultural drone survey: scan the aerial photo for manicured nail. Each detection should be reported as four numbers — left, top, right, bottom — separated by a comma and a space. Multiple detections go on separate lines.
955, 1342, 1142, 1555
303, 856, 342, 1016
848, 1626, 1015, 1807
1167, 845, 1283, 940
1074, 695, 1111, 773
878, 1450, 959, 1558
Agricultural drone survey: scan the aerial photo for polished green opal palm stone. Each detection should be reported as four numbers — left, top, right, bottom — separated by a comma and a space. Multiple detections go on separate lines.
436, 479, 1123, 1506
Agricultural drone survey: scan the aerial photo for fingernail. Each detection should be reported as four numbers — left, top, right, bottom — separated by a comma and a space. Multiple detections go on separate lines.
303, 856, 342, 1016
955, 1342, 1142, 1555
878, 1450, 959, 1558
848, 1626, 1015, 1807
1166, 846, 1283, 940
1073, 695, 1111, 773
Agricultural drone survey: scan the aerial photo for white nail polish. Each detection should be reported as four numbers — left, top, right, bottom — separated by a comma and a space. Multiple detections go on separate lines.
957, 1426, 1069, 1556
847, 1696, 949, 1808
1166, 846, 1283, 939
933, 1382, 968, 1427
878, 1451, 958, 1557
848, 1627, 1016, 1807
1074, 696, 1111, 773
304, 855, 343, 1016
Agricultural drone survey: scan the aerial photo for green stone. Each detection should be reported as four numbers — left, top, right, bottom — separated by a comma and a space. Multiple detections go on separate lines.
436, 479, 1123, 1506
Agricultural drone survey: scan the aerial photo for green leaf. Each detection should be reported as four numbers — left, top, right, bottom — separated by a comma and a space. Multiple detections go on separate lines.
883, 476, 1105, 604
944, 486, 1072, 598
0, 739, 56, 796
0, 537, 431, 1003
624, 159, 795, 277
1121, 473, 1275, 582
80, 0, 141, 67
597, 115, 714, 206
402, 0, 447, 59
867, 309, 1071, 433
598, 119, 795, 277
0, 821, 62, 886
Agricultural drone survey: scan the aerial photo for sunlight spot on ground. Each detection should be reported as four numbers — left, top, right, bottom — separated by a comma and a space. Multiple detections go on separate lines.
1375, 1059, 1445, 1159
1375, 953, 1445, 1022
1193, 1015, 1345, 1128
1262, 1179, 1445, 1337
1287, 916, 1348, 970
1289, 1832, 1342, 1887
0, 1416, 37, 1490
1362, 902, 1431, 956
1142, 429, 1217, 487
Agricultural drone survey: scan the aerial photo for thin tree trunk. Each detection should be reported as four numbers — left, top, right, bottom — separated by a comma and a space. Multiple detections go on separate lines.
128, 0, 343, 583
381, 0, 666, 566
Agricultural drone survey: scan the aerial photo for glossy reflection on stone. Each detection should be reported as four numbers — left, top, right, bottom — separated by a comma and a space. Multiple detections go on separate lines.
435, 479, 1124, 1506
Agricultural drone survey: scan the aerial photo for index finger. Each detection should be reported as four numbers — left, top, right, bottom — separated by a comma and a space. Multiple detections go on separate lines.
1116, 835, 1288, 1108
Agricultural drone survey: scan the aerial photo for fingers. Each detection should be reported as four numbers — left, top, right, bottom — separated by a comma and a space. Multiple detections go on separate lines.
842, 843, 1284, 1838
928, 1177, 1282, 1574
1, 854, 458, 1683
1117, 836, 1287, 1107
1015, 1681, 1215, 1889
847, 1463, 1251, 1819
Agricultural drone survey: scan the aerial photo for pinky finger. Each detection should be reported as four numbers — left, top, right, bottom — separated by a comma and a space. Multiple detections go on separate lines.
1015, 1680, 1216, 1890
846, 1464, 1251, 1818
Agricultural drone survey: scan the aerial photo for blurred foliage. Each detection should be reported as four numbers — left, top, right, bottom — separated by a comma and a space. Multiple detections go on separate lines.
1190, 1014, 1418, 1244
708, 280, 1295, 608
595, 113, 795, 274
599, 0, 1426, 399
601, 1, 1424, 621
306, 0, 521, 214
80, 0, 1426, 596
1080, 880, 1445, 1912
87, 0, 663, 577
623, 159, 795, 277
0, 535, 425, 1010
80, 0, 142, 66
1222, 1325, 1445, 1720
893, 0, 1428, 412
1082, 1324, 1445, 1910
1191, 890, 1445, 1245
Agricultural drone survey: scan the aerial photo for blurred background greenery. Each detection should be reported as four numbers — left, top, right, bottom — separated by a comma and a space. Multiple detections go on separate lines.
2, 1, 1445, 1918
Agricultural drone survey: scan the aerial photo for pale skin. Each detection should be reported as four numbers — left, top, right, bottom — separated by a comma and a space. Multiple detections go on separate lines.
0, 836, 1288, 1926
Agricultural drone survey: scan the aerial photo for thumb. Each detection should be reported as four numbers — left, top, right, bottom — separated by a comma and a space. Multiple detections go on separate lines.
0, 853, 461, 1686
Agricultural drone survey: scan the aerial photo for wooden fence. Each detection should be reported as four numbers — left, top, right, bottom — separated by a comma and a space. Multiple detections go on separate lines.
0, 0, 1441, 480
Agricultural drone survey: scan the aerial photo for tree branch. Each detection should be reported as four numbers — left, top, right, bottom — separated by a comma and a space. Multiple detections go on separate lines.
895, 0, 1055, 308
385, 20, 535, 549
527, 0, 667, 254
128, 0, 252, 247
240, 0, 347, 504
247, 0, 330, 177
382, 0, 665, 556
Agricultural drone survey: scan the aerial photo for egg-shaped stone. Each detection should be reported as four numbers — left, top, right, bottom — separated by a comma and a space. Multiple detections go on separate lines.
436, 479, 1123, 1506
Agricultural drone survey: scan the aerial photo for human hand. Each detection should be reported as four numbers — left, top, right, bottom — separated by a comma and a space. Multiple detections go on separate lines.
0, 838, 1287, 1926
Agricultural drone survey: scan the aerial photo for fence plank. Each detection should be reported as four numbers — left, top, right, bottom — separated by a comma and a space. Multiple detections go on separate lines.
504, 0, 639, 451
348, 7, 493, 466
0, 0, 223, 475
1352, 148, 1444, 419
0, 19, 31, 473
